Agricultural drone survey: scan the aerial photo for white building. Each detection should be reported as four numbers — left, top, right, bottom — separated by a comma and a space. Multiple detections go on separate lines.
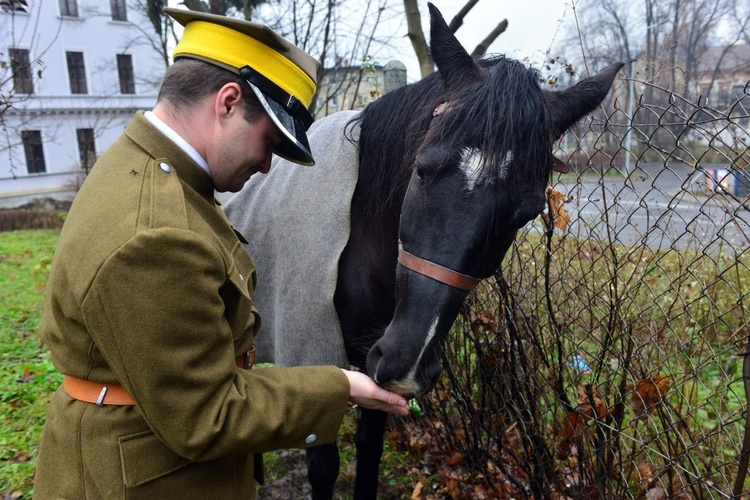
0, 0, 165, 207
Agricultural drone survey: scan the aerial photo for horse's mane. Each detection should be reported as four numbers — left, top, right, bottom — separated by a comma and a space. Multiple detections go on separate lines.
346, 55, 551, 229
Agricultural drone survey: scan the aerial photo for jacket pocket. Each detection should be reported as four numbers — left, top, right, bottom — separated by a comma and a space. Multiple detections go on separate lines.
222, 242, 260, 341
228, 240, 256, 298
119, 430, 191, 487
119, 430, 255, 499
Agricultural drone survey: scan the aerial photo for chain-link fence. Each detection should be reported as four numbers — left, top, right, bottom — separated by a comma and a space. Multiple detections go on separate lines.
397, 80, 750, 498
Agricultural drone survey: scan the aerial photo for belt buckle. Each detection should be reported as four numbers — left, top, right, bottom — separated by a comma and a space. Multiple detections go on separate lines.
96, 386, 108, 406
243, 345, 256, 370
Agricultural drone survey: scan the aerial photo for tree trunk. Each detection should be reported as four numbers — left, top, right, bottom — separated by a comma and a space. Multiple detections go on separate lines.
403, 0, 433, 78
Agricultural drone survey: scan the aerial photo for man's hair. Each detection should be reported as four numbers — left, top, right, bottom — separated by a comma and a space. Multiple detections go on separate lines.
157, 58, 265, 123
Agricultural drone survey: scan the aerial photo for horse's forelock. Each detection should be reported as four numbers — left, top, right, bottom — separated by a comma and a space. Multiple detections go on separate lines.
434, 57, 551, 191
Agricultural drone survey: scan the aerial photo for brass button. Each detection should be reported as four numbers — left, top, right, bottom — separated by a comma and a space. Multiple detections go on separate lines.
160, 162, 171, 173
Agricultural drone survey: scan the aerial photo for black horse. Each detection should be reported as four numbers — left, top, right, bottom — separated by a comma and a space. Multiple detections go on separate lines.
226, 3, 622, 498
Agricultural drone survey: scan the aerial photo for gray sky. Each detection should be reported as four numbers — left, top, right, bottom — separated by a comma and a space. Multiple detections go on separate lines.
390, 0, 575, 81
166, 0, 575, 81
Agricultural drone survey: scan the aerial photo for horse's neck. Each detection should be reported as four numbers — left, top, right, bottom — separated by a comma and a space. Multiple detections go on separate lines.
354, 95, 433, 238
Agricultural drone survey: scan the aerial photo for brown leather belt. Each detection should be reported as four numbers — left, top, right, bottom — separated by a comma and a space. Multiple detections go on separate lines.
63, 346, 256, 406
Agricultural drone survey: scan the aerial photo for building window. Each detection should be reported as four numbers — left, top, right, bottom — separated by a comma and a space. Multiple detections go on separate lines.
117, 54, 135, 94
9, 48, 33, 94
77, 128, 96, 171
66, 51, 87, 94
59, 0, 78, 16
110, 0, 127, 21
22, 130, 46, 174
1, 1, 28, 13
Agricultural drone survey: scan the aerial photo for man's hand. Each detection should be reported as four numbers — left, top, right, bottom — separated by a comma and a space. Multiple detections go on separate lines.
341, 369, 410, 416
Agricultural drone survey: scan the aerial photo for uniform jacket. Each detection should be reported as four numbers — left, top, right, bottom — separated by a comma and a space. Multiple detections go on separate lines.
33, 111, 349, 499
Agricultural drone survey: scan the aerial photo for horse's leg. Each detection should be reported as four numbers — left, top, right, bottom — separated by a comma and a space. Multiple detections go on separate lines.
306, 443, 340, 500
353, 407, 388, 500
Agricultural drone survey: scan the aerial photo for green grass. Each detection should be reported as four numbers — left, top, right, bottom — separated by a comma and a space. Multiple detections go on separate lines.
0, 229, 61, 498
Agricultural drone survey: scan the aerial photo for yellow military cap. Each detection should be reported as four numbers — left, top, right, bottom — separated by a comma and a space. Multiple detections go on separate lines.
164, 7, 320, 165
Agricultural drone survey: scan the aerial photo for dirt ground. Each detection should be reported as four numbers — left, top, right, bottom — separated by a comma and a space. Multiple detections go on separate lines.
257, 449, 360, 499
257, 450, 315, 499
257, 448, 404, 499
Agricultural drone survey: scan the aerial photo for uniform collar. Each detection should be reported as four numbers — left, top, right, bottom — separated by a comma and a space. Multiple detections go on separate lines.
144, 111, 211, 178
125, 111, 216, 203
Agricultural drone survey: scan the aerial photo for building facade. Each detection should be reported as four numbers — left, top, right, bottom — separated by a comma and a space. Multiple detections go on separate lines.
694, 44, 750, 117
0, 0, 164, 207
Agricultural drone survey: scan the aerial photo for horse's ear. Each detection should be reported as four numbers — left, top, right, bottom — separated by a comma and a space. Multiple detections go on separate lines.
428, 2, 482, 92
545, 62, 625, 138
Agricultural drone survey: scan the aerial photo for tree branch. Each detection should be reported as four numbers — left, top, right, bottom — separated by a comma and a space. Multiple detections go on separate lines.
447, 0, 480, 33
470, 19, 508, 58
402, 0, 433, 78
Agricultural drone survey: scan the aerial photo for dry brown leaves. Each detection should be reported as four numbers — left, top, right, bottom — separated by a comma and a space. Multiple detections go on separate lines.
542, 186, 571, 231
469, 309, 498, 336
626, 375, 673, 417
557, 386, 613, 457
636, 463, 690, 499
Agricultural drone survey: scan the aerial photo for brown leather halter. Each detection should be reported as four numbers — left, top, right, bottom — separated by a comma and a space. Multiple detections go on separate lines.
397, 241, 481, 291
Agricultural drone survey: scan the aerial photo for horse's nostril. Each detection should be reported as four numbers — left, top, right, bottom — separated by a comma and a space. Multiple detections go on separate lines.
366, 344, 385, 384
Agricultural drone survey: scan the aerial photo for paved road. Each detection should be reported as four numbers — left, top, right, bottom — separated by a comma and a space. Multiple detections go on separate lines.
556, 163, 750, 254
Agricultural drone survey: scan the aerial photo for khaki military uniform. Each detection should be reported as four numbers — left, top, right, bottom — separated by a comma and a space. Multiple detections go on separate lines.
34, 111, 349, 499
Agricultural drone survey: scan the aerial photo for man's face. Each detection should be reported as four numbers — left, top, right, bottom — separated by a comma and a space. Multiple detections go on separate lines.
208, 106, 281, 193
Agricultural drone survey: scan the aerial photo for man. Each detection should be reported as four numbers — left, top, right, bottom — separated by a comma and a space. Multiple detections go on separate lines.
33, 8, 407, 498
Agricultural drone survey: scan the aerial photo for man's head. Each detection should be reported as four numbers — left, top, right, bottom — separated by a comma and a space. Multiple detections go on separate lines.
163, 7, 320, 166
157, 59, 266, 125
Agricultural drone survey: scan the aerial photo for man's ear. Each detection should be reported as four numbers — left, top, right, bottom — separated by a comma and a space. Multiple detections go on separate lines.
215, 82, 243, 117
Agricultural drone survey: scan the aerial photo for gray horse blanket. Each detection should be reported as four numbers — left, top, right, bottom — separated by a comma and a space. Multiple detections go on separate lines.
223, 110, 361, 368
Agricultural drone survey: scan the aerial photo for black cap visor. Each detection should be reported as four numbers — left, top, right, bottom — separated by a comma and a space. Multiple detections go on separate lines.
250, 83, 314, 166
240, 66, 314, 166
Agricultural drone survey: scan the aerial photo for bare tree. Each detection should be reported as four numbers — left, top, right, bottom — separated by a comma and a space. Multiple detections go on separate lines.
131, 0, 177, 69
0, 1, 63, 176
403, 0, 508, 79
403, 0, 431, 78
181, 0, 270, 19
559, 0, 736, 94
251, 0, 402, 115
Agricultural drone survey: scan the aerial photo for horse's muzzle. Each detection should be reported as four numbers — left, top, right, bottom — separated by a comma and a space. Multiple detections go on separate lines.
367, 341, 442, 399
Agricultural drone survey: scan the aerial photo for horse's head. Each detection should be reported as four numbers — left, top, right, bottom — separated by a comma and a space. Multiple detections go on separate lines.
366, 3, 624, 397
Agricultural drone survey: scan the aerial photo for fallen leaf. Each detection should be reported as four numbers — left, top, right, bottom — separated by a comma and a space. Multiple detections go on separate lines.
559, 410, 589, 442
544, 186, 571, 231
410, 481, 423, 499
445, 451, 463, 466
627, 375, 673, 417
638, 462, 654, 488
12, 451, 32, 463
